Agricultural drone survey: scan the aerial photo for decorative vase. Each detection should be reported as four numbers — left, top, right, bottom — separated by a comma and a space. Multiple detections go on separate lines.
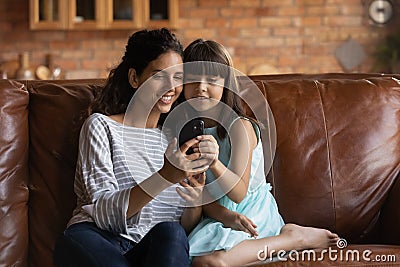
16, 52, 34, 80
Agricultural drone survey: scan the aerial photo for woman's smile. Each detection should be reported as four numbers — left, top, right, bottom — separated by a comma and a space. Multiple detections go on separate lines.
159, 93, 175, 105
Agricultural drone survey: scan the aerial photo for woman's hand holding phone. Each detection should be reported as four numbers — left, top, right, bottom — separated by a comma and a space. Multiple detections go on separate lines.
159, 138, 210, 184
159, 119, 220, 184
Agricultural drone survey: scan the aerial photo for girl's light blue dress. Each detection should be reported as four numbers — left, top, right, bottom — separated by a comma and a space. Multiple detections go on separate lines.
188, 121, 285, 257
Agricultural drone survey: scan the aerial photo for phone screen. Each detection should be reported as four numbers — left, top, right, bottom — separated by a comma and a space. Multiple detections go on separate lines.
178, 119, 204, 154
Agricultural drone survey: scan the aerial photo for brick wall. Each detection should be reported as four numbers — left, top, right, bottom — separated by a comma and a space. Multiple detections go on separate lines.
0, 0, 399, 79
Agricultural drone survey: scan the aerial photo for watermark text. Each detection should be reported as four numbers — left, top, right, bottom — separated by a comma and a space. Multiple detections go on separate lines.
257, 238, 398, 263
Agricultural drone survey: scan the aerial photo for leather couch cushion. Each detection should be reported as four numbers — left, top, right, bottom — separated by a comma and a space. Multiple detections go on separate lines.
27, 80, 103, 267
262, 77, 400, 244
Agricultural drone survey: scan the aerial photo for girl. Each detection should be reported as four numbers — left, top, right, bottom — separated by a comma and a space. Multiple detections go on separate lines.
181, 39, 339, 267
53, 29, 210, 267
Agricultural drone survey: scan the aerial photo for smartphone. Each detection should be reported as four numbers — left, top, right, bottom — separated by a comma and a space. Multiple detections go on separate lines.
178, 119, 204, 154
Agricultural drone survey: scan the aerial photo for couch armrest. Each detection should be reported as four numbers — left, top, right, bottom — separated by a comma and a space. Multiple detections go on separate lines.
0, 80, 29, 266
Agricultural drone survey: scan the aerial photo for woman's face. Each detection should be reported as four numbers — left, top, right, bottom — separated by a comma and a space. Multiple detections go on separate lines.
183, 74, 225, 112
129, 51, 183, 114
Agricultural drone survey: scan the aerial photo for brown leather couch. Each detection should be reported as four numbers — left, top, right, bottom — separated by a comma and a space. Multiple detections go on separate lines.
1, 74, 400, 267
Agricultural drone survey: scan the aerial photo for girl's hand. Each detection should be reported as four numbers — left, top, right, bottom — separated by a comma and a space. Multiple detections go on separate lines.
222, 211, 258, 238
176, 172, 206, 206
193, 135, 219, 167
159, 139, 210, 184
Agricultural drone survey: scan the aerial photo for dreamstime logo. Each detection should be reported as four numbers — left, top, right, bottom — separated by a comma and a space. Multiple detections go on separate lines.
336, 238, 347, 249
122, 61, 277, 207
257, 238, 398, 263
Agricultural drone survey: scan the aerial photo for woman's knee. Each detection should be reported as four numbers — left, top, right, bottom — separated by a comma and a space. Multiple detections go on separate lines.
124, 222, 188, 266
54, 222, 130, 267
54, 234, 98, 267
152, 221, 187, 241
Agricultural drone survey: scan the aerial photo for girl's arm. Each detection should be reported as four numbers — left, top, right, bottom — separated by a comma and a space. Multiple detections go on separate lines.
180, 206, 203, 234
201, 119, 257, 203
203, 201, 258, 237
196, 183, 258, 237
177, 173, 206, 234
177, 189, 258, 237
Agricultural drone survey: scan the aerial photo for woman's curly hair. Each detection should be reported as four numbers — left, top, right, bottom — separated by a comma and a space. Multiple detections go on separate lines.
90, 28, 183, 116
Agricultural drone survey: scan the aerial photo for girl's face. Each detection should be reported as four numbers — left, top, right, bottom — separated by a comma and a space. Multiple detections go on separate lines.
184, 74, 225, 112
129, 51, 183, 114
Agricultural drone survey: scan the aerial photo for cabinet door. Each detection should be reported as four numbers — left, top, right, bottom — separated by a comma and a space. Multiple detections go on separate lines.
29, 0, 68, 29
105, 0, 142, 29
144, 0, 178, 28
30, 0, 178, 30
68, 0, 106, 29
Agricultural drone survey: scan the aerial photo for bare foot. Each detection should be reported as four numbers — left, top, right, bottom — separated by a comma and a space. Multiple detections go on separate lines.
280, 223, 339, 251
192, 250, 228, 267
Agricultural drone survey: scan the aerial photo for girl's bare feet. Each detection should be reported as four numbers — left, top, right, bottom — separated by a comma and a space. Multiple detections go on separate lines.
190, 224, 339, 267
280, 223, 339, 251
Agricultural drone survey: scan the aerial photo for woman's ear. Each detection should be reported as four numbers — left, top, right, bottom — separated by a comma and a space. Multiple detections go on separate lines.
128, 68, 139, 88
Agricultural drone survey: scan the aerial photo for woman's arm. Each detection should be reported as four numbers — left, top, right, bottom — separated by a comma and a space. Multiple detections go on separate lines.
126, 171, 173, 218
80, 116, 209, 233
127, 139, 209, 218
77, 115, 135, 233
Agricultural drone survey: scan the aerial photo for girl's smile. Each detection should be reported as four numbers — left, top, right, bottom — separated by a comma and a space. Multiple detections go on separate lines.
184, 74, 225, 112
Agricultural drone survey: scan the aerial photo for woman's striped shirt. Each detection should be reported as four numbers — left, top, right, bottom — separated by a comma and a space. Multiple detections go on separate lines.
68, 113, 184, 242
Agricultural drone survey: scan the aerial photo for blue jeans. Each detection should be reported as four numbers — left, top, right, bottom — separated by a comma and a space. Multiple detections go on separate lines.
53, 221, 190, 267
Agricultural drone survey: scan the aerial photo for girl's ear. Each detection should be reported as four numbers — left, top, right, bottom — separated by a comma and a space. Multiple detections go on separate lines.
128, 68, 139, 88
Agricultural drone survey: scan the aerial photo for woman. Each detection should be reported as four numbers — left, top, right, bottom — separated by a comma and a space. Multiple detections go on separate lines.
53, 29, 211, 267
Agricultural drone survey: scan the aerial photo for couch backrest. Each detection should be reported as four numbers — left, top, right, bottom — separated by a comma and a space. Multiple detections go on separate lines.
0, 80, 29, 267
1, 74, 399, 267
